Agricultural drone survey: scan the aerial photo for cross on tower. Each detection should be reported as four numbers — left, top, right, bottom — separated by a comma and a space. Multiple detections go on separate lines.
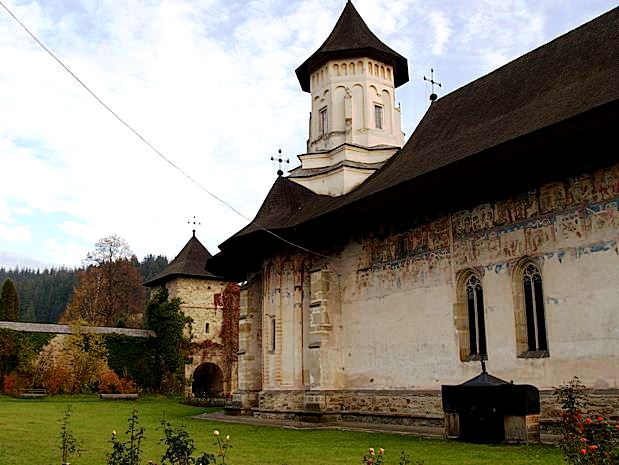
270, 148, 290, 177
187, 216, 201, 236
423, 68, 442, 103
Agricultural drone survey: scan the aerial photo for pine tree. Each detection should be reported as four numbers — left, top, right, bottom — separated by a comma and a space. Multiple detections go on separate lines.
0, 278, 20, 321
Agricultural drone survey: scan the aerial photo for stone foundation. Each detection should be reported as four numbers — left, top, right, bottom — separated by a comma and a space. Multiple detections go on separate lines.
227, 388, 619, 432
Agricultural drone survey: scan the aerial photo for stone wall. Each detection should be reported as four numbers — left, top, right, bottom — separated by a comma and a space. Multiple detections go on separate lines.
252, 388, 619, 429
165, 277, 239, 395
0, 321, 153, 337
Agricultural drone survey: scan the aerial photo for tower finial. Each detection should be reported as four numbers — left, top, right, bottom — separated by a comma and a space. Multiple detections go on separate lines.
423, 68, 442, 103
187, 216, 201, 236
270, 148, 290, 177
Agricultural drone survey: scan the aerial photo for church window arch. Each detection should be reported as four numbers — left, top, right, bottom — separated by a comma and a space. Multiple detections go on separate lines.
387, 67, 392, 81
350, 62, 355, 74
374, 63, 379, 76
455, 270, 488, 361
333, 64, 339, 76
380, 66, 385, 78
368, 61, 373, 75
358, 61, 363, 74
513, 260, 549, 357
342, 63, 347, 75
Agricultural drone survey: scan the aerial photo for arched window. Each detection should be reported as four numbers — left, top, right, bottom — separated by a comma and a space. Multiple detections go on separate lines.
455, 271, 488, 361
465, 274, 487, 358
205, 322, 210, 334
514, 262, 549, 356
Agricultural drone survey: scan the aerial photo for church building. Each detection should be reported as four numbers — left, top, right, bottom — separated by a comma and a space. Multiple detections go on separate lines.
211, 2, 619, 427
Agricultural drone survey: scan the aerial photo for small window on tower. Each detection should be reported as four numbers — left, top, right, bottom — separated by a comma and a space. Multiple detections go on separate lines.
319, 107, 328, 135
205, 322, 209, 334
374, 105, 384, 129
270, 317, 276, 352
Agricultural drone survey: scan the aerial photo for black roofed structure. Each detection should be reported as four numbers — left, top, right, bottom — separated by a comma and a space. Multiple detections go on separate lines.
143, 231, 223, 287
219, 3, 619, 434
213, 6, 619, 278
295, 0, 409, 92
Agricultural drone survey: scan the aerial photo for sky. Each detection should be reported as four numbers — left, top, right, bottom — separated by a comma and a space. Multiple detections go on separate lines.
0, 0, 616, 269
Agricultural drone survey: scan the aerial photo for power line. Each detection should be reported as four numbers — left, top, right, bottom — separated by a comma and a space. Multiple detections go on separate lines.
0, 0, 326, 258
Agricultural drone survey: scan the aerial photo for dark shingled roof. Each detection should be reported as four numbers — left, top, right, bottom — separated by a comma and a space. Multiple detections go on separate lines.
233, 176, 331, 237
143, 233, 223, 287
346, 6, 619, 203
296, 0, 409, 92
220, 7, 619, 253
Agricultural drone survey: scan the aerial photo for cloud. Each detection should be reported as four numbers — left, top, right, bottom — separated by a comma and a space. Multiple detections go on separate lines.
0, 224, 32, 243
429, 11, 452, 55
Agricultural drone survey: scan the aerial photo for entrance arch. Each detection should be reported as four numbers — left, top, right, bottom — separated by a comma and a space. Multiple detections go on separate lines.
192, 362, 224, 397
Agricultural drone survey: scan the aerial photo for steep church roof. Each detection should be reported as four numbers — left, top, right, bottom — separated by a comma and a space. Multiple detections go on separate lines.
348, 6, 619, 203
233, 175, 331, 237
295, 0, 409, 92
143, 233, 223, 287
213, 7, 619, 276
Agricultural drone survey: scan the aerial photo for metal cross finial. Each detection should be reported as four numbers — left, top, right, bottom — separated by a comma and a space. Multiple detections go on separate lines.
423, 68, 442, 103
187, 216, 201, 236
270, 148, 290, 177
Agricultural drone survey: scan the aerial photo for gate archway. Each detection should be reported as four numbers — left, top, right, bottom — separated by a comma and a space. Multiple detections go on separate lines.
192, 362, 224, 397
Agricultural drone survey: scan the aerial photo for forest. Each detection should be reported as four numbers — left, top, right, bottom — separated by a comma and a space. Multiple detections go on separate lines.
0, 253, 168, 324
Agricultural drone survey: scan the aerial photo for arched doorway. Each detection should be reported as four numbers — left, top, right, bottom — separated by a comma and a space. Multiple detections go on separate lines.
192, 362, 224, 398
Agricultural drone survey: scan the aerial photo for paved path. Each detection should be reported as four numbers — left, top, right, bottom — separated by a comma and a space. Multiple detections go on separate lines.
193, 411, 560, 443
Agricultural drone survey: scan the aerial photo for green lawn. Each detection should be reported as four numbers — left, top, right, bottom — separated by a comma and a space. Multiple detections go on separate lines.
0, 394, 562, 465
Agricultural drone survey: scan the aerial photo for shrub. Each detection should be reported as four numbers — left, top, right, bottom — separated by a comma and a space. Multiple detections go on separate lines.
554, 377, 619, 464
59, 406, 80, 465
2, 373, 17, 395
42, 365, 74, 395
159, 419, 196, 465
107, 408, 145, 465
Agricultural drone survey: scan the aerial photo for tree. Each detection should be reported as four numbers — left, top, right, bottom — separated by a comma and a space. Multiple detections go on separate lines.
138, 254, 169, 282
0, 278, 20, 321
85, 235, 133, 266
62, 235, 145, 327
146, 287, 192, 392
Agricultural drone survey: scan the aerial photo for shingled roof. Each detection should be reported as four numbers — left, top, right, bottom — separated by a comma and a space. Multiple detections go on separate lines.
295, 0, 409, 92
233, 175, 331, 237
346, 6, 619, 203
219, 7, 619, 257
144, 233, 223, 287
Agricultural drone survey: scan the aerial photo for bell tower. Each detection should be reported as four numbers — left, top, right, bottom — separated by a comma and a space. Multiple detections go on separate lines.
289, 0, 409, 196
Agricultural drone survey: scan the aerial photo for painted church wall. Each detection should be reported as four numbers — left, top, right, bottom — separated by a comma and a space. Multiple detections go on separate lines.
337, 162, 619, 390
253, 162, 618, 397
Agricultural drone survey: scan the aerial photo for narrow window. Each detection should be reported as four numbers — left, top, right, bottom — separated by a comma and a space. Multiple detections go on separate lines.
270, 317, 276, 352
522, 263, 548, 352
466, 274, 487, 358
319, 107, 328, 135
374, 105, 384, 129
205, 322, 209, 334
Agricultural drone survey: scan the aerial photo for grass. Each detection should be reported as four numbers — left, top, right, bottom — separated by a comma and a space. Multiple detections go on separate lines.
0, 394, 562, 465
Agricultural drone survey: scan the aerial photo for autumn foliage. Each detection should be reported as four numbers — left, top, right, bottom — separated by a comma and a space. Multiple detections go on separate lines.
61, 235, 145, 327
